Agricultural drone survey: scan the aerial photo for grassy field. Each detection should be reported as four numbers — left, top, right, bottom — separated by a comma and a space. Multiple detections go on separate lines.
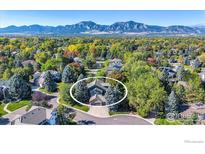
0, 103, 7, 117
154, 118, 182, 125
59, 99, 89, 112
7, 100, 32, 112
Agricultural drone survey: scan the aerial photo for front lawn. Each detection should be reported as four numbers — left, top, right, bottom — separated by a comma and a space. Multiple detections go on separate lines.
7, 100, 32, 112
0, 103, 7, 117
154, 118, 182, 125
109, 111, 130, 116
39, 88, 54, 94
59, 99, 89, 112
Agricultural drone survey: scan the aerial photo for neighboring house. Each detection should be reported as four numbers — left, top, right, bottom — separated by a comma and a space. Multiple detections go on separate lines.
107, 58, 123, 72
10, 106, 57, 125
199, 71, 205, 82
0, 80, 11, 101
33, 70, 61, 87
73, 57, 82, 64
159, 67, 176, 79
180, 103, 205, 124
87, 79, 110, 106
22, 60, 36, 66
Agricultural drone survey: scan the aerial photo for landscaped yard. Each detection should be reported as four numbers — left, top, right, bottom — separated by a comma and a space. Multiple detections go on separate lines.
7, 100, 32, 112
39, 88, 55, 94
0, 103, 7, 117
109, 111, 130, 116
154, 118, 182, 125
59, 99, 89, 112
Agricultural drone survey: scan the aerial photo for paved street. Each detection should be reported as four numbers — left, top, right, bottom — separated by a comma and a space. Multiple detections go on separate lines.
69, 106, 152, 125
74, 110, 152, 125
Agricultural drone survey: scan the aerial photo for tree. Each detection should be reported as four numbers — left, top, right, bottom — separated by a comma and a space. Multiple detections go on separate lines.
184, 112, 199, 125
85, 56, 96, 69
127, 73, 167, 117
74, 79, 89, 103
41, 58, 61, 71
159, 69, 171, 93
105, 86, 122, 106
192, 58, 201, 69
165, 91, 179, 116
8, 74, 31, 101
44, 71, 57, 92
58, 83, 73, 104
3, 68, 13, 80
62, 65, 78, 83
34, 52, 48, 64
77, 74, 85, 81
177, 66, 185, 81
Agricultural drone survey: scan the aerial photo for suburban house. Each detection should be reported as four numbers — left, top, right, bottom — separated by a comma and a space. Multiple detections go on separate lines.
107, 58, 123, 72
199, 69, 205, 81
87, 79, 110, 106
33, 70, 61, 87
22, 60, 36, 66
180, 103, 205, 124
10, 106, 57, 125
159, 67, 176, 79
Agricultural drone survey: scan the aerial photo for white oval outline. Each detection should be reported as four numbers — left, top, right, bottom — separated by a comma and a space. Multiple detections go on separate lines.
69, 76, 128, 107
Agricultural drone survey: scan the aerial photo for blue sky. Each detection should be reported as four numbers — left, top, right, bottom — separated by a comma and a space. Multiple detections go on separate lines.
0, 10, 205, 27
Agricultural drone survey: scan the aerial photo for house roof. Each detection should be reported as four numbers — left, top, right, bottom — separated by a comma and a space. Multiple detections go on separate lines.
20, 106, 47, 125
22, 60, 36, 66
181, 103, 205, 116
87, 79, 110, 91
89, 94, 107, 103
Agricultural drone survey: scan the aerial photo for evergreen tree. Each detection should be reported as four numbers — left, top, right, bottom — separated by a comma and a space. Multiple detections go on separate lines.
105, 86, 122, 106
8, 74, 31, 101
183, 57, 190, 65
192, 58, 201, 69
74, 80, 89, 103
77, 74, 84, 81
165, 91, 179, 116
62, 65, 78, 83
44, 71, 57, 92
177, 66, 185, 81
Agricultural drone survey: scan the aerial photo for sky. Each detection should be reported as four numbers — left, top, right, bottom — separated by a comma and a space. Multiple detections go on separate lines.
0, 10, 205, 28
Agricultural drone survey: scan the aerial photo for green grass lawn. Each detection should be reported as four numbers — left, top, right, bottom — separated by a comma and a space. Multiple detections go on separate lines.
7, 100, 32, 112
154, 118, 182, 125
59, 99, 89, 112
39, 88, 54, 94
0, 103, 7, 117
109, 111, 130, 116
184, 65, 194, 72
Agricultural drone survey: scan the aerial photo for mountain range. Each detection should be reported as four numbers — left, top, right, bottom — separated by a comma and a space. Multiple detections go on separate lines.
0, 21, 205, 36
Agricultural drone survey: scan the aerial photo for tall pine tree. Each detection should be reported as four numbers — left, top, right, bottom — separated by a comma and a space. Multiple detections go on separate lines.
74, 80, 89, 103
8, 74, 31, 101
44, 71, 57, 92
62, 65, 78, 83
165, 91, 179, 115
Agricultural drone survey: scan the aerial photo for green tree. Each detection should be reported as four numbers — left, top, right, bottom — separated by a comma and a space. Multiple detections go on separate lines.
44, 71, 57, 92
74, 79, 89, 103
34, 52, 48, 64
165, 91, 179, 116
8, 74, 31, 101
177, 66, 185, 81
62, 65, 78, 83
3, 68, 13, 80
58, 83, 74, 104
127, 73, 167, 117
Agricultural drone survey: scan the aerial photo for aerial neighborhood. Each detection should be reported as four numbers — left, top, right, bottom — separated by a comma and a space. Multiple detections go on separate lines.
0, 35, 205, 125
